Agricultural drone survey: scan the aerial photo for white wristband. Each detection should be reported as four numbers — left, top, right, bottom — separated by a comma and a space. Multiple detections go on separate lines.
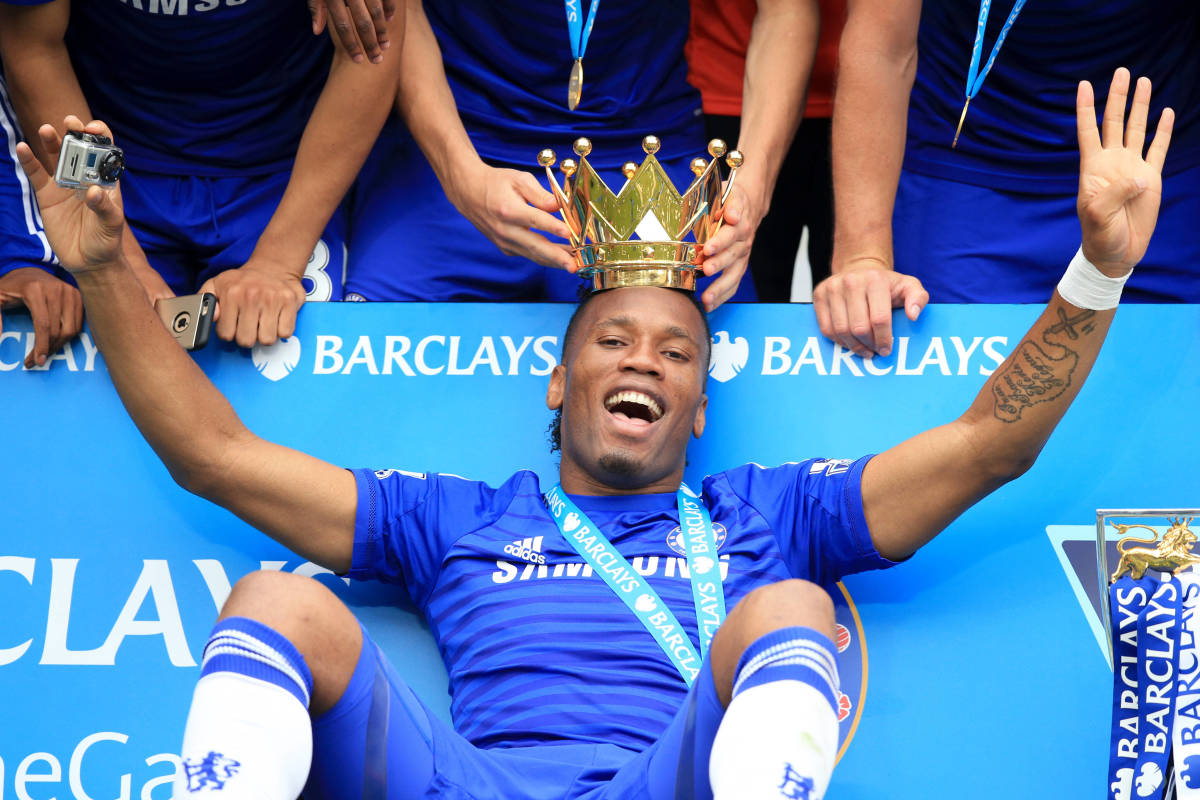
1055, 246, 1129, 310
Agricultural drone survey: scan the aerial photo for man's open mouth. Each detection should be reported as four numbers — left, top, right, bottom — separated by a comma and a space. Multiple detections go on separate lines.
604, 390, 664, 424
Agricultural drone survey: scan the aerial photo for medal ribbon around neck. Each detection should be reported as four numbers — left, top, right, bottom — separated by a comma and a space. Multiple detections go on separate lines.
564, 0, 599, 109
953, 0, 1026, 148
544, 483, 726, 686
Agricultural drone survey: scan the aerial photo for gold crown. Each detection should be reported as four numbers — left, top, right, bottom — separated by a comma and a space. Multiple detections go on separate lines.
537, 136, 743, 291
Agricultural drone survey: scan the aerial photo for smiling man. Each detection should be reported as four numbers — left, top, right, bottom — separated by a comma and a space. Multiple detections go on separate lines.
16, 68, 1171, 800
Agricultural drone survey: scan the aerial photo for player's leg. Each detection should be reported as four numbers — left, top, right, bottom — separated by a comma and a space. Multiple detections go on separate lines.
118, 169, 208, 295
891, 169, 1079, 303
173, 570, 439, 799
344, 125, 547, 302
1128, 161, 1200, 301
707, 579, 839, 799
631, 578, 840, 800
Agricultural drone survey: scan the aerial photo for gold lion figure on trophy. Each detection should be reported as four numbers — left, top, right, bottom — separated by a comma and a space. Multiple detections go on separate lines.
1110, 517, 1200, 581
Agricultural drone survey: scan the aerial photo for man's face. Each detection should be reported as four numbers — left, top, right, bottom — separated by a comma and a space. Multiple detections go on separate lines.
547, 288, 708, 493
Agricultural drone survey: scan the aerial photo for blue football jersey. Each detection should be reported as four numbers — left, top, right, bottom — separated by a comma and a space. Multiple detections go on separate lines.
904, 0, 1200, 193
423, 0, 704, 168
3, 0, 333, 176
0, 76, 56, 277
348, 458, 894, 751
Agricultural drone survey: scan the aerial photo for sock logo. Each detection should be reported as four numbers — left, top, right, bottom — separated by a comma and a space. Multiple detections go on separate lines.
183, 751, 242, 792
778, 763, 815, 799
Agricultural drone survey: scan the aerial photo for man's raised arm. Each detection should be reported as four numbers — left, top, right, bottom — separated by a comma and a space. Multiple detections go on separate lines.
860, 69, 1173, 562
16, 119, 357, 574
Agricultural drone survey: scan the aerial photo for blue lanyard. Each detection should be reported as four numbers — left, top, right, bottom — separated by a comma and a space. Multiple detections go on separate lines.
954, 0, 1025, 147
565, 0, 600, 61
544, 484, 726, 685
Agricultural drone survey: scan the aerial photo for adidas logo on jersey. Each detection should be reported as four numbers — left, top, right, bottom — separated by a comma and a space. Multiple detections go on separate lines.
503, 536, 546, 565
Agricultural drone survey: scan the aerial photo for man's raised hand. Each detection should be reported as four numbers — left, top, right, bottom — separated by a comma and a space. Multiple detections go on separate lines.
1076, 68, 1174, 278
15, 117, 125, 274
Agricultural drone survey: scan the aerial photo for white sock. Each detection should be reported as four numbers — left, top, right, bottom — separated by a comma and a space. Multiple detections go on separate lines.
173, 672, 312, 799
709, 681, 839, 799
173, 619, 314, 800
709, 628, 840, 800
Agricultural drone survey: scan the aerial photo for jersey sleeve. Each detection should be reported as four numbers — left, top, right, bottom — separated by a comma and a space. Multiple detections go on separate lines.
718, 457, 900, 583
347, 468, 509, 607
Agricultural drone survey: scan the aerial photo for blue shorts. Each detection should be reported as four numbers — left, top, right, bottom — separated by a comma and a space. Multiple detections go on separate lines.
120, 168, 346, 301
306, 625, 726, 800
892, 164, 1200, 302
345, 126, 756, 303
0, 82, 57, 279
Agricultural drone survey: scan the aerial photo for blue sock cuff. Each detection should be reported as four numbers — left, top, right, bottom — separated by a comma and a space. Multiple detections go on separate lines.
202, 616, 314, 708
732, 625, 838, 710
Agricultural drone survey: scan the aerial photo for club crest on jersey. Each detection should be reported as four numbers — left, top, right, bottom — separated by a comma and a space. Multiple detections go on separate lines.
182, 751, 241, 792
667, 523, 727, 555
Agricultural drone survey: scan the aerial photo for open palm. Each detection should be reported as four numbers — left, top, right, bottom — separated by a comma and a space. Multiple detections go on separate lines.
1076, 69, 1174, 277
15, 118, 126, 274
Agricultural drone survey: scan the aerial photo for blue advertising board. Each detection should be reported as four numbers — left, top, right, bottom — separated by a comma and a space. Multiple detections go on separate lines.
2, 302, 1198, 798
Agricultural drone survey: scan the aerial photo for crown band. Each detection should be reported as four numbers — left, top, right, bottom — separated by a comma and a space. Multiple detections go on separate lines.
580, 265, 700, 291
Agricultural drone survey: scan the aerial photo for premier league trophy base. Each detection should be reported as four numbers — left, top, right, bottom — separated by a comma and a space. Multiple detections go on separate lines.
1100, 510, 1200, 800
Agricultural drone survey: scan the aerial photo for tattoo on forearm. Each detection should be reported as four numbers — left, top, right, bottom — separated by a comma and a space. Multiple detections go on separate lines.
991, 307, 1097, 423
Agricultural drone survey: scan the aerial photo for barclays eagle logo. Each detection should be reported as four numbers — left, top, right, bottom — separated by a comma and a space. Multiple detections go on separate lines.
252, 336, 301, 382
709, 331, 749, 383
1110, 762, 1163, 799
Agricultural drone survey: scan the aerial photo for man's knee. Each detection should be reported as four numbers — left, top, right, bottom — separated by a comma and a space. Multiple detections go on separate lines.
217, 570, 362, 713
726, 579, 834, 638
711, 580, 835, 705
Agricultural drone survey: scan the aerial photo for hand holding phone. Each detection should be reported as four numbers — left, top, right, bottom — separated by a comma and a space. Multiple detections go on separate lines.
155, 293, 216, 351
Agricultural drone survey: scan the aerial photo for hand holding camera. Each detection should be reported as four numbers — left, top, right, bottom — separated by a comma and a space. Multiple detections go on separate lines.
54, 130, 125, 189
14, 117, 126, 275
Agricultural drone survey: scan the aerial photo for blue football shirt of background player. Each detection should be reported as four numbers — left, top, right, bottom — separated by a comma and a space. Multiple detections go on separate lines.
344, 0, 760, 309
0, 0, 402, 347
0, 73, 81, 368
813, 0, 1200, 358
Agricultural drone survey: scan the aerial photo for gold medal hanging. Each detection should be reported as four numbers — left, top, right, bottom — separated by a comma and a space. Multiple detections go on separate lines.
568, 58, 584, 111
564, 0, 598, 111
952, 98, 971, 149
953, 0, 1026, 147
